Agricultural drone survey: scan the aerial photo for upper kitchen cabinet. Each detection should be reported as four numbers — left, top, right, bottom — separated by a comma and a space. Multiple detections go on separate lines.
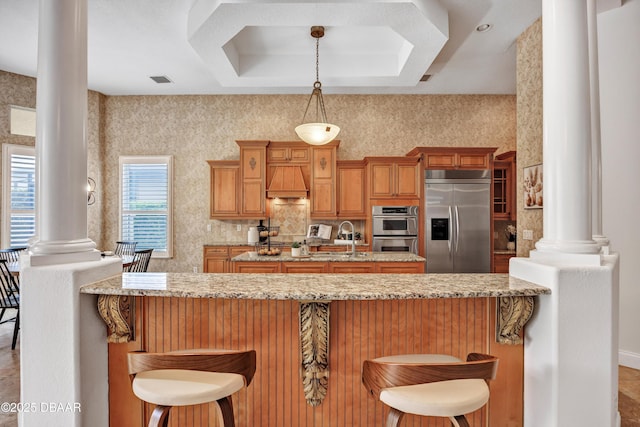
267, 143, 309, 163
337, 160, 367, 218
238, 140, 268, 217
407, 147, 497, 170
310, 142, 339, 218
493, 151, 517, 221
366, 156, 421, 199
208, 160, 240, 218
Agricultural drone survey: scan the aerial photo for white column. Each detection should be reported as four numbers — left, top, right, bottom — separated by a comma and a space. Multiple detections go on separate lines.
536, 0, 600, 254
20, 258, 121, 427
29, 0, 99, 265
587, 0, 610, 250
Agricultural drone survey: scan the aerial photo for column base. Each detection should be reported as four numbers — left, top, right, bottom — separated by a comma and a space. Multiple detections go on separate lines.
535, 237, 602, 256
27, 238, 100, 266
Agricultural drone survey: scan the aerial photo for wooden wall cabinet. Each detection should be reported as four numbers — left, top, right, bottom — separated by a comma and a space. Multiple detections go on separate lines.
407, 147, 497, 170
267, 144, 309, 163
336, 160, 367, 218
366, 157, 421, 199
310, 145, 338, 218
238, 141, 268, 217
493, 151, 516, 221
208, 161, 239, 218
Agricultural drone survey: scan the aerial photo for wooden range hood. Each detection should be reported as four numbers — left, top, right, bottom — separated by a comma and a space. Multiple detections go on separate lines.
267, 166, 308, 198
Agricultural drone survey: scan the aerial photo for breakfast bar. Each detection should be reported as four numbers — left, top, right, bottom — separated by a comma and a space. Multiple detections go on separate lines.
82, 272, 548, 427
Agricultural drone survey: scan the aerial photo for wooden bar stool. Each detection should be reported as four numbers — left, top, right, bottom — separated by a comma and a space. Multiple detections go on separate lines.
128, 349, 256, 427
362, 353, 498, 427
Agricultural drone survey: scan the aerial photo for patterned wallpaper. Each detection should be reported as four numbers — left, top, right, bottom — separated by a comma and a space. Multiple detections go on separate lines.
0, 71, 103, 248
2, 69, 518, 272
516, 18, 543, 257
102, 94, 516, 271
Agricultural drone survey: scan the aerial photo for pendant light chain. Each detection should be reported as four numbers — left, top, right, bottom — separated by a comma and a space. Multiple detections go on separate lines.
315, 36, 320, 83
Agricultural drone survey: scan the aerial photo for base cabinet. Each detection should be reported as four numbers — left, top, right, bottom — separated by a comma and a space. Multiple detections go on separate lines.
493, 253, 515, 273
232, 259, 422, 274
375, 262, 425, 274
328, 262, 375, 273
203, 245, 254, 273
281, 262, 328, 273
233, 262, 282, 273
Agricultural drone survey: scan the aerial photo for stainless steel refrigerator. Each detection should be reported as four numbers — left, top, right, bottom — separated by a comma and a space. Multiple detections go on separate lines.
425, 169, 491, 273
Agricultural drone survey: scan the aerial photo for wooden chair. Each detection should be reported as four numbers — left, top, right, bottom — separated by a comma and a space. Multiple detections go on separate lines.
114, 241, 137, 257
362, 353, 498, 427
0, 247, 27, 263
0, 260, 20, 350
128, 350, 256, 427
125, 248, 153, 272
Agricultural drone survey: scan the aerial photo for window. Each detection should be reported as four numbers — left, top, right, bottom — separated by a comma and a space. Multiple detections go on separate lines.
2, 144, 36, 247
119, 156, 173, 258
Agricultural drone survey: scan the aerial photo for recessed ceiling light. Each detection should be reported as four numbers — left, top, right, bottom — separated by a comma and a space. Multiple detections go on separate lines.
476, 23, 492, 33
150, 75, 173, 84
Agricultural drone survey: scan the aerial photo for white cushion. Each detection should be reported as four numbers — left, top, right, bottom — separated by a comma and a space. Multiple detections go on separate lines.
132, 369, 245, 406
374, 354, 490, 418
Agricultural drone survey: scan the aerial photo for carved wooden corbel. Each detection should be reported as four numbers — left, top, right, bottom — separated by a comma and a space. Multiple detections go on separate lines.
299, 301, 330, 406
496, 296, 535, 345
97, 295, 135, 343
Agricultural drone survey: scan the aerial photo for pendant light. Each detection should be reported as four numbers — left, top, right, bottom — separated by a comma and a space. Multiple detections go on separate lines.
295, 26, 340, 146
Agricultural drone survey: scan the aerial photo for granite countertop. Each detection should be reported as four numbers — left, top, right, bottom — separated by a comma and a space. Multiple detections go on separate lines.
204, 241, 369, 247
81, 272, 549, 300
231, 251, 425, 262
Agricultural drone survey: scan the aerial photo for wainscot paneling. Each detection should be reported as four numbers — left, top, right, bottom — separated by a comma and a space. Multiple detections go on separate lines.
106, 296, 519, 427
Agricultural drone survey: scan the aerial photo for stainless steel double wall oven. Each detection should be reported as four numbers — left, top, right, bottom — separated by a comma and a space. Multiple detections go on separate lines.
371, 206, 419, 254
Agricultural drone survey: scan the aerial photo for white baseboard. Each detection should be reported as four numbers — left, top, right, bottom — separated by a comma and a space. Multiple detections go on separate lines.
619, 350, 640, 370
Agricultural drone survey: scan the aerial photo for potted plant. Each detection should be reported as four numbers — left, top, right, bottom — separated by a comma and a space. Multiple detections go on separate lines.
291, 241, 302, 257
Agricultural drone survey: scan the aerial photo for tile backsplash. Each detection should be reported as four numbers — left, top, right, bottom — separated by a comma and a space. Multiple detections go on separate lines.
210, 198, 366, 244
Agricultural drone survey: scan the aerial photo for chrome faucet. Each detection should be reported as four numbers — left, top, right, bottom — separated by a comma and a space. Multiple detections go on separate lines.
338, 220, 356, 256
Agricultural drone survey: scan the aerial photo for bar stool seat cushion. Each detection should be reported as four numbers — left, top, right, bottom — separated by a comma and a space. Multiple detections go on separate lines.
374, 354, 490, 418
132, 369, 245, 407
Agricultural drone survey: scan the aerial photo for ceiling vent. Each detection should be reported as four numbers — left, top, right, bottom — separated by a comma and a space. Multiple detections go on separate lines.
267, 166, 308, 198
150, 75, 173, 84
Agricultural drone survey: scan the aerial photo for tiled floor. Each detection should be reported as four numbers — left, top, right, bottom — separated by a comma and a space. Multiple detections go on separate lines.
0, 315, 639, 426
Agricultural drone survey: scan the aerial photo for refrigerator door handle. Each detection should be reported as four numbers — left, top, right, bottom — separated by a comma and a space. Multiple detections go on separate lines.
454, 205, 460, 254
447, 205, 453, 255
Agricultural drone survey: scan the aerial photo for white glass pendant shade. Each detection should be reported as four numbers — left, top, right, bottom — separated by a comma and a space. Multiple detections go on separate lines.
295, 122, 340, 146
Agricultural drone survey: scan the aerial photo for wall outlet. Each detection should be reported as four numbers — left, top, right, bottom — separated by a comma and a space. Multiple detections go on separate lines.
192, 266, 198, 273
207, 223, 211, 232
522, 229, 534, 240
236, 224, 242, 232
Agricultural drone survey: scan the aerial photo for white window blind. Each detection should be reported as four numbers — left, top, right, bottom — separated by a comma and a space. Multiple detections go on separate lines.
2, 144, 36, 248
119, 156, 173, 258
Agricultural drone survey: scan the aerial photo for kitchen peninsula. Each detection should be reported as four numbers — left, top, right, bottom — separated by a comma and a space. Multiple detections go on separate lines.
83, 272, 548, 427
